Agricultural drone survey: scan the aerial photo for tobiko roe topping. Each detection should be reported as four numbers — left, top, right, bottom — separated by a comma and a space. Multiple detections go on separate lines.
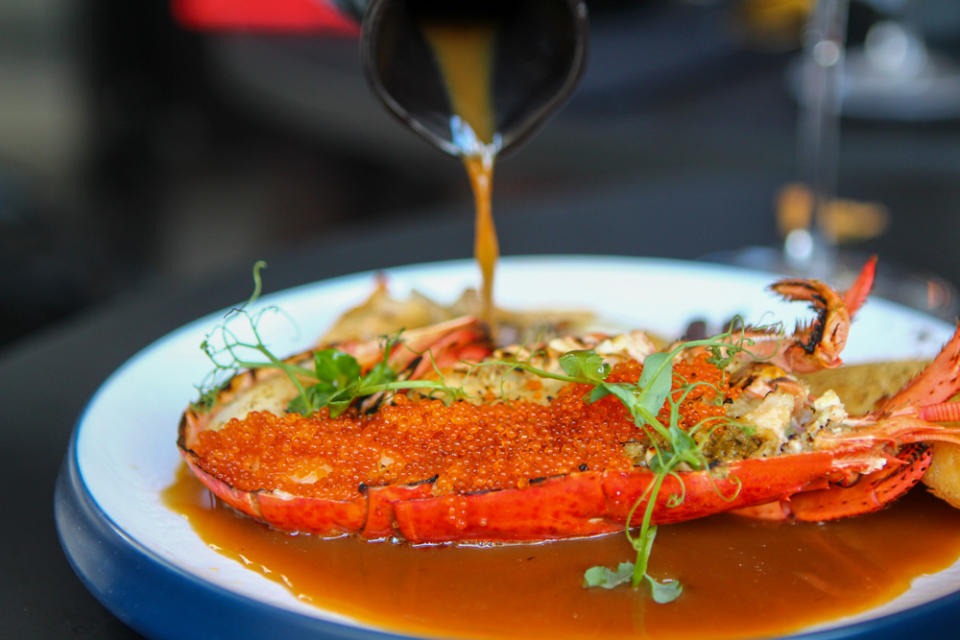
192, 357, 731, 501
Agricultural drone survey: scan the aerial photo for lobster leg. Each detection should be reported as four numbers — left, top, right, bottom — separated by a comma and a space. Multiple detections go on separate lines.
918, 401, 960, 422
787, 444, 932, 521
603, 453, 838, 526
730, 444, 932, 523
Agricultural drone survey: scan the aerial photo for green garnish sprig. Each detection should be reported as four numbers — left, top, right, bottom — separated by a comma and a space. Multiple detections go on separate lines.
287, 338, 470, 416
192, 260, 309, 412
193, 262, 468, 417
490, 326, 759, 603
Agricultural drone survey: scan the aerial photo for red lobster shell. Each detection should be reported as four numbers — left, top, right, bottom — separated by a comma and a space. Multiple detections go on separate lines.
178, 260, 960, 543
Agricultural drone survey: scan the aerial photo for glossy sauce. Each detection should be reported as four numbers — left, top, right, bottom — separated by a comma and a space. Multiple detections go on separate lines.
421, 22, 499, 328
165, 465, 960, 640
464, 152, 498, 330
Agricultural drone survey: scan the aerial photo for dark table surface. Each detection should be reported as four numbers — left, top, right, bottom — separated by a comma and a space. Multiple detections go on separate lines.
8, 170, 960, 638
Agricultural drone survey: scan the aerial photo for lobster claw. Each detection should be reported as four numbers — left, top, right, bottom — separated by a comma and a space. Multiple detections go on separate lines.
735, 319, 960, 524
769, 256, 876, 373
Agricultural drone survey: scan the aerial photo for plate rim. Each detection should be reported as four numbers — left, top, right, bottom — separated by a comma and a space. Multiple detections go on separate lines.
55, 255, 960, 640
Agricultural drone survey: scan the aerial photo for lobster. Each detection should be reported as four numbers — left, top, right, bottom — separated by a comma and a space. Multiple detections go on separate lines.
178, 257, 960, 544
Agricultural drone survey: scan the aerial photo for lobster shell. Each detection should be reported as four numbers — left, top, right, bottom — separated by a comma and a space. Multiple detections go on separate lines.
180, 416, 848, 544
178, 259, 960, 543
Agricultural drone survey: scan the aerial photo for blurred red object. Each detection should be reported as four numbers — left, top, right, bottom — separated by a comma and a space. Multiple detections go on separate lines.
172, 0, 359, 35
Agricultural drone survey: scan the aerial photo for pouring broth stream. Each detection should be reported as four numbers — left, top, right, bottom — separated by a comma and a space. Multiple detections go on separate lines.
421, 20, 500, 327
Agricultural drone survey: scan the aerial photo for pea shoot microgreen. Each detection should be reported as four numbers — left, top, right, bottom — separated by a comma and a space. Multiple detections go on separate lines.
193, 262, 466, 417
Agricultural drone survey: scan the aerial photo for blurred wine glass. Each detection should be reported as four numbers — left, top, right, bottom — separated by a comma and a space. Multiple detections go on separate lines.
842, 0, 960, 120
784, 0, 847, 278
707, 0, 958, 320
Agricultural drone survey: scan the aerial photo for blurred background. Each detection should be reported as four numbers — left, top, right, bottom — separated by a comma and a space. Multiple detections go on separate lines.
3, 0, 960, 350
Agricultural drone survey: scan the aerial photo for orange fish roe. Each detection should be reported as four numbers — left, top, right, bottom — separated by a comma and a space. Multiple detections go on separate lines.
668, 353, 738, 430
192, 358, 736, 501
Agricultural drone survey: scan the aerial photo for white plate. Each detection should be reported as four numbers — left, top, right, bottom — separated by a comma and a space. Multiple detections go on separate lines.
57, 256, 960, 639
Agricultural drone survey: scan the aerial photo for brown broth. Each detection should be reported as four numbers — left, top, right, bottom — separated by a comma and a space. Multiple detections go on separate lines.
421, 21, 499, 328
164, 465, 960, 639
464, 152, 498, 331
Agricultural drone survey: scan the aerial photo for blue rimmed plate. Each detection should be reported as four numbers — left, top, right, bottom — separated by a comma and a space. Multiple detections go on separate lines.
55, 256, 960, 639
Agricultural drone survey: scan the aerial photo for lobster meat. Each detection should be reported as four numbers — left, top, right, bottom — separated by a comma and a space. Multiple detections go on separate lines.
178, 257, 960, 543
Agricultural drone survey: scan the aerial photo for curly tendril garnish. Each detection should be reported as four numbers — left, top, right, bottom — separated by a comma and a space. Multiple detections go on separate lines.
192, 262, 465, 417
